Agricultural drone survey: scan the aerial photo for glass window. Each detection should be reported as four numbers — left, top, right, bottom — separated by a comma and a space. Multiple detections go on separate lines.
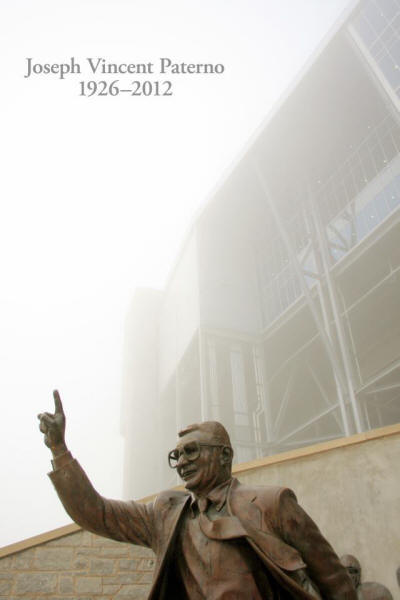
352, 0, 400, 97
381, 24, 397, 49
380, 0, 398, 21
354, 13, 378, 45
364, 1, 387, 37
374, 189, 390, 219
377, 52, 400, 87
370, 37, 385, 58
231, 348, 247, 414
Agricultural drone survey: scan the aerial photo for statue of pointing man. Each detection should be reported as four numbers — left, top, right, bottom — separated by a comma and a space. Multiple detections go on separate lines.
39, 390, 356, 599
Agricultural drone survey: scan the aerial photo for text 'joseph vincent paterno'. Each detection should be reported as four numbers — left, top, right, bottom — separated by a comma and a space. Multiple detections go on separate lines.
24, 57, 225, 79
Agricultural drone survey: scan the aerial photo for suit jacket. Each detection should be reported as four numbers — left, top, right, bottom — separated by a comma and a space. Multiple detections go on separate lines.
49, 459, 356, 600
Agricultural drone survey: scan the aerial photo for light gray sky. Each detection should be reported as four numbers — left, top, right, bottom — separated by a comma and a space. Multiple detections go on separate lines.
0, 0, 352, 547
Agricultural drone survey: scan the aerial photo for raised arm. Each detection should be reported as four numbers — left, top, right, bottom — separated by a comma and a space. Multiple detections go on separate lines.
38, 391, 155, 549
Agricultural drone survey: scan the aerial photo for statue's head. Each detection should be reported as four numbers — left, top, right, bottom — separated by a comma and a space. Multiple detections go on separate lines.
340, 554, 361, 588
168, 421, 233, 495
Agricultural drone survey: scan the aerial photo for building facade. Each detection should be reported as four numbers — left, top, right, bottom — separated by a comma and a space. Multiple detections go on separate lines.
122, 0, 400, 496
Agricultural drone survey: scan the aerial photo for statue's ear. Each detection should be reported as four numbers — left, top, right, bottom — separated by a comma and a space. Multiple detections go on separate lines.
220, 446, 233, 466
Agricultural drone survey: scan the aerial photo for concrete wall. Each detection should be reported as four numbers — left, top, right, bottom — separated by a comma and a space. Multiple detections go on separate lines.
237, 429, 400, 597
1, 427, 398, 599
0, 529, 154, 599
197, 185, 264, 335
158, 232, 200, 391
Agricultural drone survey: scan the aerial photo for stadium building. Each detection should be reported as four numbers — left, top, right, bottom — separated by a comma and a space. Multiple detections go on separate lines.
122, 0, 400, 496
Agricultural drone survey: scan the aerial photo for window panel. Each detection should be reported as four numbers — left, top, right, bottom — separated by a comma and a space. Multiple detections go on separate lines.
352, 0, 400, 96
380, 0, 398, 21
364, 1, 387, 37
354, 13, 378, 45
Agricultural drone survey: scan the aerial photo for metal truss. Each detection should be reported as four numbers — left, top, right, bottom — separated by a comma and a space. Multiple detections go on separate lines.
253, 162, 361, 437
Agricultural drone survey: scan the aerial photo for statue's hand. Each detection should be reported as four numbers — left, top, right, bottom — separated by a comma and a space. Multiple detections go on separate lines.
38, 390, 67, 455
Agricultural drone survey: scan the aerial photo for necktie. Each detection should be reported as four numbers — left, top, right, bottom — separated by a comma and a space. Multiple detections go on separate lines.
198, 499, 248, 540
197, 497, 209, 514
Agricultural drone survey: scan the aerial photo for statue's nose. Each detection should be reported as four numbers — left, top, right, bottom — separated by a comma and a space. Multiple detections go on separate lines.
177, 453, 185, 466
177, 451, 190, 469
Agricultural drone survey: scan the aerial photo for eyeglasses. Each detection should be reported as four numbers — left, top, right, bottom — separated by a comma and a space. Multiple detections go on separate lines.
168, 441, 225, 469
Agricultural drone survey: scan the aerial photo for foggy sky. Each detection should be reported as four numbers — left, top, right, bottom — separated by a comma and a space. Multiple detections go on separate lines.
0, 0, 352, 547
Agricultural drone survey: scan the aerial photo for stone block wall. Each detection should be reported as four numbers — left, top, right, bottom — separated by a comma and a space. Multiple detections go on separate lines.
0, 529, 155, 599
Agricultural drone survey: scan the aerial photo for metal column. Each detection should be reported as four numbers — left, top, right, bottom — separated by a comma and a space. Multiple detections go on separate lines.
254, 164, 352, 435
307, 189, 363, 433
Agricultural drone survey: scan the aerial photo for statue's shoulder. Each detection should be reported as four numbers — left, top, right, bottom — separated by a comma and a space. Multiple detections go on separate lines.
153, 487, 190, 510
232, 478, 296, 507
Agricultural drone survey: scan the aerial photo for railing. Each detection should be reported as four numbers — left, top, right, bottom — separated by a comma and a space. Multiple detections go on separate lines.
326, 154, 400, 262
258, 116, 400, 326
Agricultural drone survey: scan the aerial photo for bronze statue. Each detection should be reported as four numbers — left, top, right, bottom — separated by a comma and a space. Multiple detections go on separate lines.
341, 555, 362, 590
340, 555, 393, 599
39, 390, 357, 599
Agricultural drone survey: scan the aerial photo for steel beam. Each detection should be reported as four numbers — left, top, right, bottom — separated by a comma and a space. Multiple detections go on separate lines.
254, 164, 352, 435
278, 404, 340, 444
307, 188, 363, 433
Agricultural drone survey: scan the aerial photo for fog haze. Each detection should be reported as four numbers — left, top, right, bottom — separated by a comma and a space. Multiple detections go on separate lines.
0, 0, 351, 547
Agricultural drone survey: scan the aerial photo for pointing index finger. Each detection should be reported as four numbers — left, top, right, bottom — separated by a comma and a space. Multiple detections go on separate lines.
53, 389, 64, 415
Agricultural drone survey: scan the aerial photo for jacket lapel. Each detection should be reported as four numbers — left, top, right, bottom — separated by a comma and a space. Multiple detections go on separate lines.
147, 493, 191, 600
227, 479, 316, 600
227, 479, 305, 569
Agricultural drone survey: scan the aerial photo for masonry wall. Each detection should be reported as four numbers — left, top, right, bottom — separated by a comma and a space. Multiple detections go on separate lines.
0, 530, 155, 600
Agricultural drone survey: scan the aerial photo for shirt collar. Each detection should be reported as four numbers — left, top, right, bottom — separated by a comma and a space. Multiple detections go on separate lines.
191, 478, 232, 513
